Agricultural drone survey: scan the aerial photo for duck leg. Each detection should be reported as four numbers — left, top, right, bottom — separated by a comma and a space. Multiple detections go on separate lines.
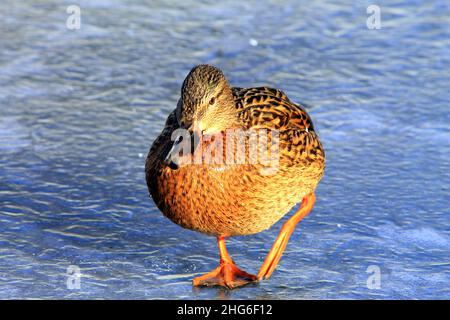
258, 193, 316, 280
193, 236, 257, 289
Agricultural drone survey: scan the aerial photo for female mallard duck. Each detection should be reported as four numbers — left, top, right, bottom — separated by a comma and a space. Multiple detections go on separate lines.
145, 64, 325, 289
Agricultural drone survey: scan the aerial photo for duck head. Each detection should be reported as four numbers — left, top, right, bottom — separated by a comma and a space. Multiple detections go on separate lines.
176, 64, 238, 136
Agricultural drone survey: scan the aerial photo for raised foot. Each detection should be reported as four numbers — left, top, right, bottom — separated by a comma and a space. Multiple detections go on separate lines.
193, 262, 258, 289
257, 232, 289, 281
257, 193, 316, 281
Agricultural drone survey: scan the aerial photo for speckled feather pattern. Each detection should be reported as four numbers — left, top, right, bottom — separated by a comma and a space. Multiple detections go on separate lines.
146, 86, 325, 236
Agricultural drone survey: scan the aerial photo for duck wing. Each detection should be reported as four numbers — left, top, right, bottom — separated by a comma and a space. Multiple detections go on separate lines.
232, 87, 325, 166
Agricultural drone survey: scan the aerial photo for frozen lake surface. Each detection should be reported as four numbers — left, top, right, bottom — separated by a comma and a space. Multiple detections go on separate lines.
0, 0, 449, 299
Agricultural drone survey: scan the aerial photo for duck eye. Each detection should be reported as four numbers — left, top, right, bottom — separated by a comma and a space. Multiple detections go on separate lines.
209, 97, 216, 105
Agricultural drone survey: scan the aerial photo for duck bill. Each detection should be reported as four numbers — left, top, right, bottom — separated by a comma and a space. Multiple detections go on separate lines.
164, 124, 202, 169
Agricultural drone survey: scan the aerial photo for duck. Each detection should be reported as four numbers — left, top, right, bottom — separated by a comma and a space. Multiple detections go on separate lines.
145, 64, 325, 289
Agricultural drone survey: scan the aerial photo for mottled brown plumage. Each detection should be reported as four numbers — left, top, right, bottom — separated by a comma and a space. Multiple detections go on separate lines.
145, 65, 325, 288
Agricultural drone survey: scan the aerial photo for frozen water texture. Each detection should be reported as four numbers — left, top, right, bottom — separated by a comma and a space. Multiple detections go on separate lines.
0, 0, 449, 299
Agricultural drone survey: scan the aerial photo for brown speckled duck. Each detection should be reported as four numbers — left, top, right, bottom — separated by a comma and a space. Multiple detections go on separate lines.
145, 65, 325, 289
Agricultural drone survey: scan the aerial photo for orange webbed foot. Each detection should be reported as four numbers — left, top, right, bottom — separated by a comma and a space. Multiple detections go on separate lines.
193, 261, 257, 289
192, 236, 257, 289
